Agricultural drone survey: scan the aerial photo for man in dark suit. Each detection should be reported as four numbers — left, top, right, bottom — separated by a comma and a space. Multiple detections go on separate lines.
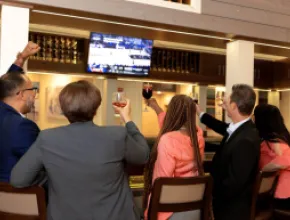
0, 42, 40, 182
197, 84, 261, 220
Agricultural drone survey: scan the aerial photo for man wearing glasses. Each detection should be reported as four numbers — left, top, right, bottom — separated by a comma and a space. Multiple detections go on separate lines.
0, 42, 40, 182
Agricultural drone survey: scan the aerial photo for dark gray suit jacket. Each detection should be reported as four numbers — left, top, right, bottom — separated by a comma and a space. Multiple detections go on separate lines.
10, 121, 149, 220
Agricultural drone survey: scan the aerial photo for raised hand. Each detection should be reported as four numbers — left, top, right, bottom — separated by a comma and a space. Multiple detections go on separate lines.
14, 42, 40, 68
113, 98, 132, 123
147, 98, 163, 115
21, 41, 40, 59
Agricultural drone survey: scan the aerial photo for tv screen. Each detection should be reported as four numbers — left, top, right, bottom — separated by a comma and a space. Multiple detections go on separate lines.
87, 32, 153, 76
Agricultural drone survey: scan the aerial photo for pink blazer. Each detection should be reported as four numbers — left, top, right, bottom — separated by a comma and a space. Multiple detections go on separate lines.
145, 112, 205, 220
259, 141, 290, 199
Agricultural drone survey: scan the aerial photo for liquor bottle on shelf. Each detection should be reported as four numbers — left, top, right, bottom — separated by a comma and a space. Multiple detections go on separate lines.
71, 39, 78, 64
53, 36, 60, 63
65, 38, 71, 63
185, 52, 189, 74
46, 36, 53, 62
162, 50, 166, 72
71, 39, 78, 50
151, 49, 157, 71
41, 35, 46, 61
65, 49, 71, 64
77, 52, 83, 64
60, 37, 65, 50
190, 53, 196, 73
172, 51, 176, 72
176, 51, 181, 73
180, 51, 185, 73
60, 49, 65, 63
167, 50, 172, 72
157, 49, 162, 72
36, 35, 42, 60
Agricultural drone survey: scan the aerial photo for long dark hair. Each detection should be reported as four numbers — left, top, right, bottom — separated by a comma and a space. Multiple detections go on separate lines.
254, 104, 290, 146
143, 95, 204, 209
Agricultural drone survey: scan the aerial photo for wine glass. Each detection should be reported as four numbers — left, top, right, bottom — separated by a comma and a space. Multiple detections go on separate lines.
112, 89, 127, 114
142, 83, 153, 112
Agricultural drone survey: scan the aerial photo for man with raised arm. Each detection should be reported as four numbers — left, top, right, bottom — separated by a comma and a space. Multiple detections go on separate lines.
0, 42, 40, 182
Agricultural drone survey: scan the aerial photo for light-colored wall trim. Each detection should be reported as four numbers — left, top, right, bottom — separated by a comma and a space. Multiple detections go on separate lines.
15, 0, 290, 43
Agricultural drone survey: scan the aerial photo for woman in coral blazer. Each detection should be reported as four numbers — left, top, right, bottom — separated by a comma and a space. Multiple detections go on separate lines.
254, 104, 290, 210
143, 95, 205, 220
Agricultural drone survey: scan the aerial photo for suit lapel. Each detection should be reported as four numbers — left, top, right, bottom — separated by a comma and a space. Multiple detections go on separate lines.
226, 120, 254, 145
220, 132, 229, 146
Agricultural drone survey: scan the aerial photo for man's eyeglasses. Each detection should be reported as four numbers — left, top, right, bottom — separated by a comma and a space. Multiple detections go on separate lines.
16, 87, 39, 98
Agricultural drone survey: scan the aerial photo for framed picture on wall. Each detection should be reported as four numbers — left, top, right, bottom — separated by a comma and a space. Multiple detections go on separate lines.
46, 86, 65, 119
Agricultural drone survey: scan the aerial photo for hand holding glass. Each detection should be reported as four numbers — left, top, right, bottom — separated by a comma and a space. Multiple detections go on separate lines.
142, 83, 153, 111
112, 92, 127, 109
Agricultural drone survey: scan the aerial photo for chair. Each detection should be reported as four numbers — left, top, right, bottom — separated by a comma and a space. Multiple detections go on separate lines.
0, 182, 46, 220
250, 170, 279, 220
148, 175, 213, 220
273, 209, 290, 220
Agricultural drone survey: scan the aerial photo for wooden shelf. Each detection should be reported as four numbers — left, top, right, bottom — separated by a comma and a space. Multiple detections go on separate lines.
28, 59, 86, 74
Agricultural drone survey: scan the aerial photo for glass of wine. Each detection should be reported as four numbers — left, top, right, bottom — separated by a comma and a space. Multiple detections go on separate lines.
112, 88, 127, 114
142, 83, 153, 112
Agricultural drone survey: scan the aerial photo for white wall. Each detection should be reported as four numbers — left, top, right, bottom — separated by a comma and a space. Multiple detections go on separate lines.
268, 91, 280, 108
280, 91, 290, 130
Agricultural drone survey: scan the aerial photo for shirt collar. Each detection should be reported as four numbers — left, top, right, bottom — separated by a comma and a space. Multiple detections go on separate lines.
227, 117, 251, 136
19, 112, 26, 118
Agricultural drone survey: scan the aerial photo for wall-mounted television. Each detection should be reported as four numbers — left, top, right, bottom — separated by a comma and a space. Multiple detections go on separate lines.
87, 32, 153, 76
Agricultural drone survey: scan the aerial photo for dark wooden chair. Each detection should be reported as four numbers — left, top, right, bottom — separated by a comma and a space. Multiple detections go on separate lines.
0, 182, 46, 220
273, 209, 290, 220
148, 175, 213, 220
250, 170, 279, 220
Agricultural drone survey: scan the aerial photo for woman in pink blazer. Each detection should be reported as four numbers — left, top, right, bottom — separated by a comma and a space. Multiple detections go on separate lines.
254, 104, 290, 210
143, 95, 205, 220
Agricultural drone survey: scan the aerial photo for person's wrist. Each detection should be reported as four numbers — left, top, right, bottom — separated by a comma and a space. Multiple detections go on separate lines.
14, 52, 27, 67
18, 52, 29, 61
123, 115, 132, 123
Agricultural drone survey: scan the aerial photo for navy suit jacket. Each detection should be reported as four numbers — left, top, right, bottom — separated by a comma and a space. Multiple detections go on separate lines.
0, 64, 40, 182
7, 64, 24, 73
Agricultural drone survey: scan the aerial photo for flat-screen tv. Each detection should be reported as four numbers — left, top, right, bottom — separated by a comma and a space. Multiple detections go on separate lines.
87, 32, 153, 76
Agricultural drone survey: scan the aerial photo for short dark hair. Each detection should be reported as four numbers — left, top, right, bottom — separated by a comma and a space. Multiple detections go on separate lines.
0, 71, 26, 101
230, 84, 256, 116
59, 80, 102, 123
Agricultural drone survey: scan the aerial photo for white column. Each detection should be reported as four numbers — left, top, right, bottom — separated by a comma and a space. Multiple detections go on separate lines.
176, 84, 192, 95
268, 91, 280, 108
0, 4, 30, 75
102, 79, 117, 126
226, 40, 254, 122
195, 86, 207, 131
280, 91, 290, 130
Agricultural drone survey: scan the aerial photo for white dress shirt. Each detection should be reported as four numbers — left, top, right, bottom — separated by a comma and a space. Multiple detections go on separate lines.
226, 118, 251, 140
